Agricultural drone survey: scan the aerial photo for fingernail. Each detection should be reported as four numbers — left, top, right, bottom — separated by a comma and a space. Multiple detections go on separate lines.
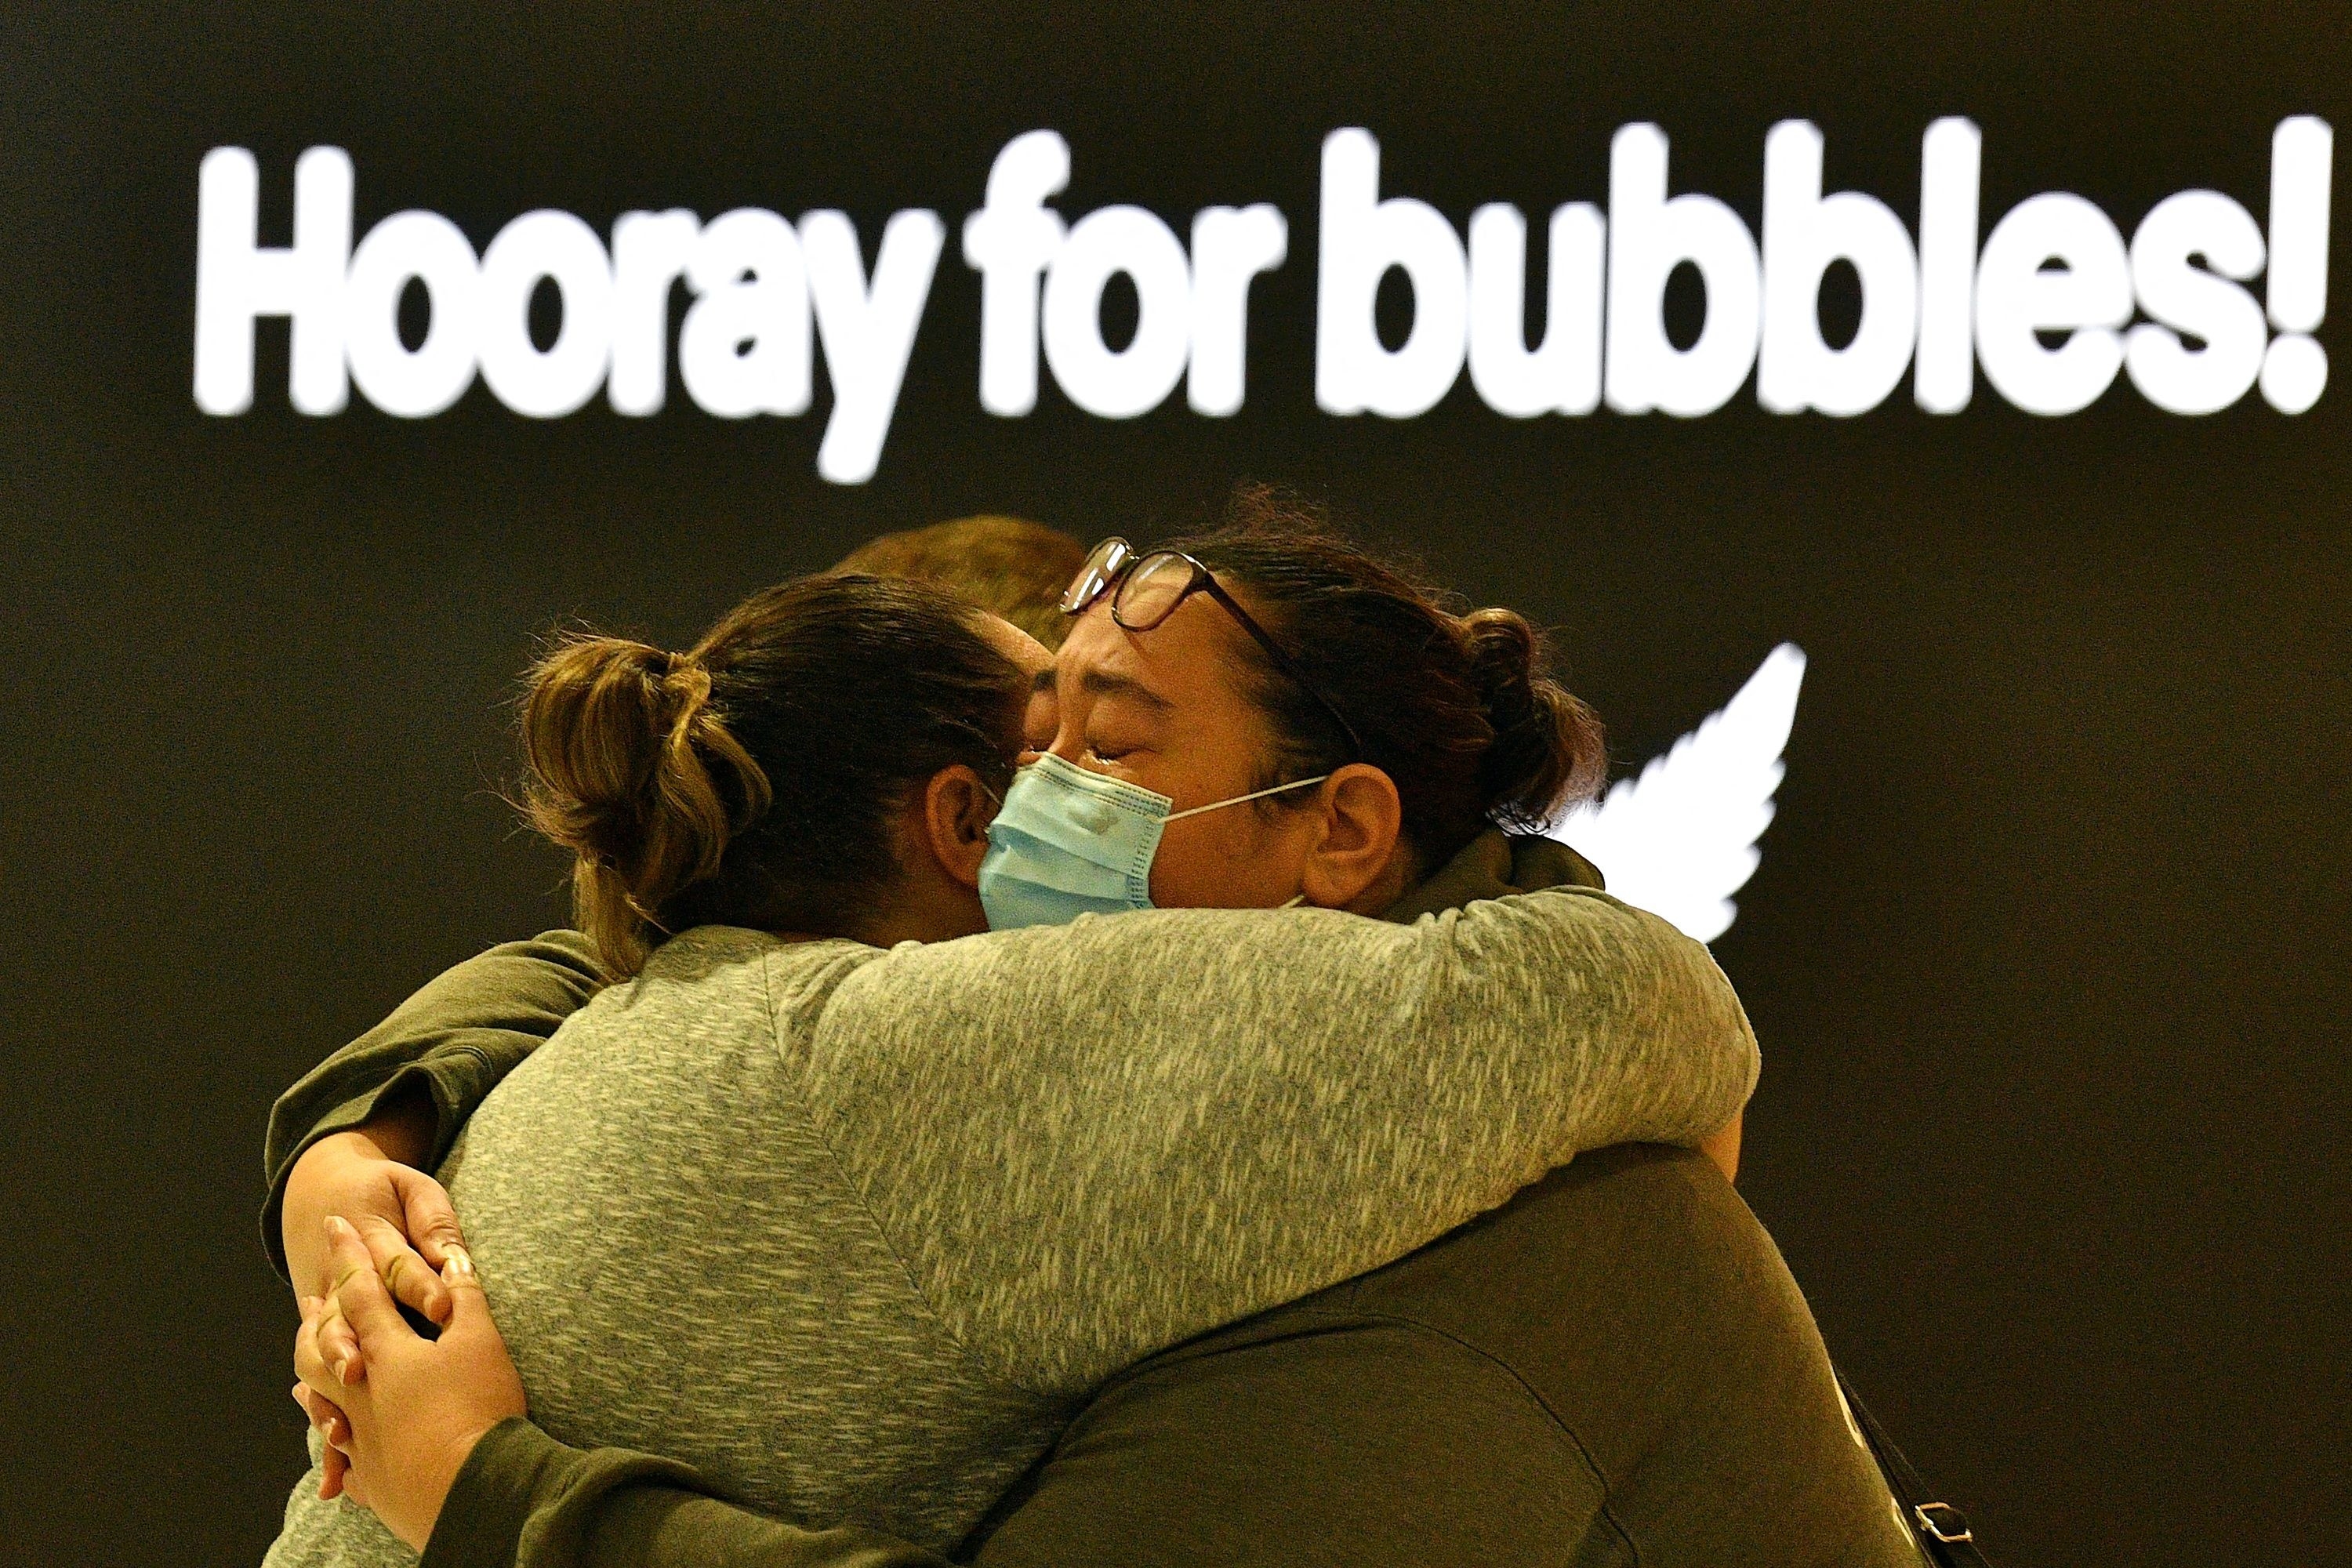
324, 1215, 347, 1241
332, 1355, 354, 1386
443, 1245, 474, 1279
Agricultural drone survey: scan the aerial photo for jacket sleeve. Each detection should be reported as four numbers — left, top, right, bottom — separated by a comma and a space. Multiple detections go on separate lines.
421, 1420, 949, 1568
808, 886, 1760, 1394
259, 931, 606, 1278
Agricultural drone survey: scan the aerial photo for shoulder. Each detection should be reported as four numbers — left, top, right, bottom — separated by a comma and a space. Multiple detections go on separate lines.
612, 927, 884, 1029
491, 928, 880, 1091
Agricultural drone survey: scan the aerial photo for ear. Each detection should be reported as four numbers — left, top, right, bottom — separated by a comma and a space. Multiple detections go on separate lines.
1296, 764, 1406, 911
918, 765, 998, 890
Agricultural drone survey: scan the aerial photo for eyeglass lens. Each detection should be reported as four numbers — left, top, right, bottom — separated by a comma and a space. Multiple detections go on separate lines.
1110, 551, 1199, 631
1058, 538, 1131, 615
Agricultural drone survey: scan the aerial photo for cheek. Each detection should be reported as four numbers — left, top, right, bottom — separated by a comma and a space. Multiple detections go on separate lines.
1147, 808, 1307, 909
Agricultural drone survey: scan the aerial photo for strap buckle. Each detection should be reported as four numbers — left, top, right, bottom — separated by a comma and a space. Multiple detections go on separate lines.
1915, 1502, 1975, 1544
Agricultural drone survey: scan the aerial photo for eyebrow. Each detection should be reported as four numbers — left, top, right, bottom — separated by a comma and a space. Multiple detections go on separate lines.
1076, 666, 1174, 713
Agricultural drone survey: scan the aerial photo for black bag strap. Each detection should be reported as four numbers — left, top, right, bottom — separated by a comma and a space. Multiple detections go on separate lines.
1835, 1367, 1992, 1567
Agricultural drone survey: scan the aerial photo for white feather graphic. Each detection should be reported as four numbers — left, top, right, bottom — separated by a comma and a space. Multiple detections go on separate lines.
1548, 643, 1807, 942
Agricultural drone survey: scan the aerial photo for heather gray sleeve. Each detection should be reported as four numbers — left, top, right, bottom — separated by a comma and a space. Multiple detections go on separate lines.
800, 888, 1758, 1394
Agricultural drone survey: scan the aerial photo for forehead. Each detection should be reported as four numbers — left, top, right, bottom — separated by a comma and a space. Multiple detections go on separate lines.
1054, 592, 1251, 706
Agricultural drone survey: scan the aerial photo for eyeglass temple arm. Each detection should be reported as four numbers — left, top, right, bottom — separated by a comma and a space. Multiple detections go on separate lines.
1196, 577, 1368, 762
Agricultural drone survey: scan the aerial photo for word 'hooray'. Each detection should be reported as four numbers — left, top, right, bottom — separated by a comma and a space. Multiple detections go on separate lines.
195, 118, 2334, 483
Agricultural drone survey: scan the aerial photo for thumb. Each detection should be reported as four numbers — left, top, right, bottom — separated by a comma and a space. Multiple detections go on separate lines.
434, 1254, 529, 1422
434, 1256, 505, 1352
325, 1214, 418, 1356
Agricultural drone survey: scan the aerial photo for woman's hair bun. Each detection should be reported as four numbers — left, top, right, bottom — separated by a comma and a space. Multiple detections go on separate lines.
519, 634, 771, 973
1460, 607, 1607, 830
1165, 486, 1613, 864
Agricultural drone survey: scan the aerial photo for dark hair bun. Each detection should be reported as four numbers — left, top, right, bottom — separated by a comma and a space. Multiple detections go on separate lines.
1167, 485, 1613, 864
1461, 608, 1607, 829
521, 635, 771, 972
514, 575, 1028, 977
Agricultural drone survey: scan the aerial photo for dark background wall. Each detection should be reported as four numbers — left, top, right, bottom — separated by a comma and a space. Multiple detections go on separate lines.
3, 4, 2346, 1565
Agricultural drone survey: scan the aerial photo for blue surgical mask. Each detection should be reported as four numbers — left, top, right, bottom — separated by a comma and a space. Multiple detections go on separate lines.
978, 752, 1330, 930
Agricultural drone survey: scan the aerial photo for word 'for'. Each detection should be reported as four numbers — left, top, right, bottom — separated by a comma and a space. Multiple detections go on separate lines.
194, 118, 2334, 483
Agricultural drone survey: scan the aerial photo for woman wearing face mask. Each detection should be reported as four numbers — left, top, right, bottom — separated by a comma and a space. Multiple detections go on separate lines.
988, 514, 1606, 922
264, 506, 1754, 1568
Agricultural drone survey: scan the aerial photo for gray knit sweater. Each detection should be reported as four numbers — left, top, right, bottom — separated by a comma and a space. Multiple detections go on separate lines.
266, 891, 1757, 1566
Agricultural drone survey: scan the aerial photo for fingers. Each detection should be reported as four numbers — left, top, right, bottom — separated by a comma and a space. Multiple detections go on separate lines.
325, 1215, 418, 1362
296, 1290, 361, 1393
390, 1164, 470, 1280
313, 1213, 414, 1382
318, 1298, 364, 1385
285, 1134, 436, 1302
292, 1382, 353, 1499
351, 1210, 452, 1329
292, 1381, 350, 1446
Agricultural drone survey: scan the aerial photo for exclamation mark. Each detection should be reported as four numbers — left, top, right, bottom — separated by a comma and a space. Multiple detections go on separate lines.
2261, 115, 2332, 414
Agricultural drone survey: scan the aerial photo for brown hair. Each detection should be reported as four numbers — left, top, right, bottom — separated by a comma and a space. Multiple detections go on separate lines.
520, 574, 1025, 975
831, 514, 1091, 648
1162, 485, 1606, 869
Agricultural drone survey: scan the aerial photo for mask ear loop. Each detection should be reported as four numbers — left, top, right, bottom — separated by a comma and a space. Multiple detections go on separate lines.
1167, 777, 1332, 909
1163, 773, 1331, 822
